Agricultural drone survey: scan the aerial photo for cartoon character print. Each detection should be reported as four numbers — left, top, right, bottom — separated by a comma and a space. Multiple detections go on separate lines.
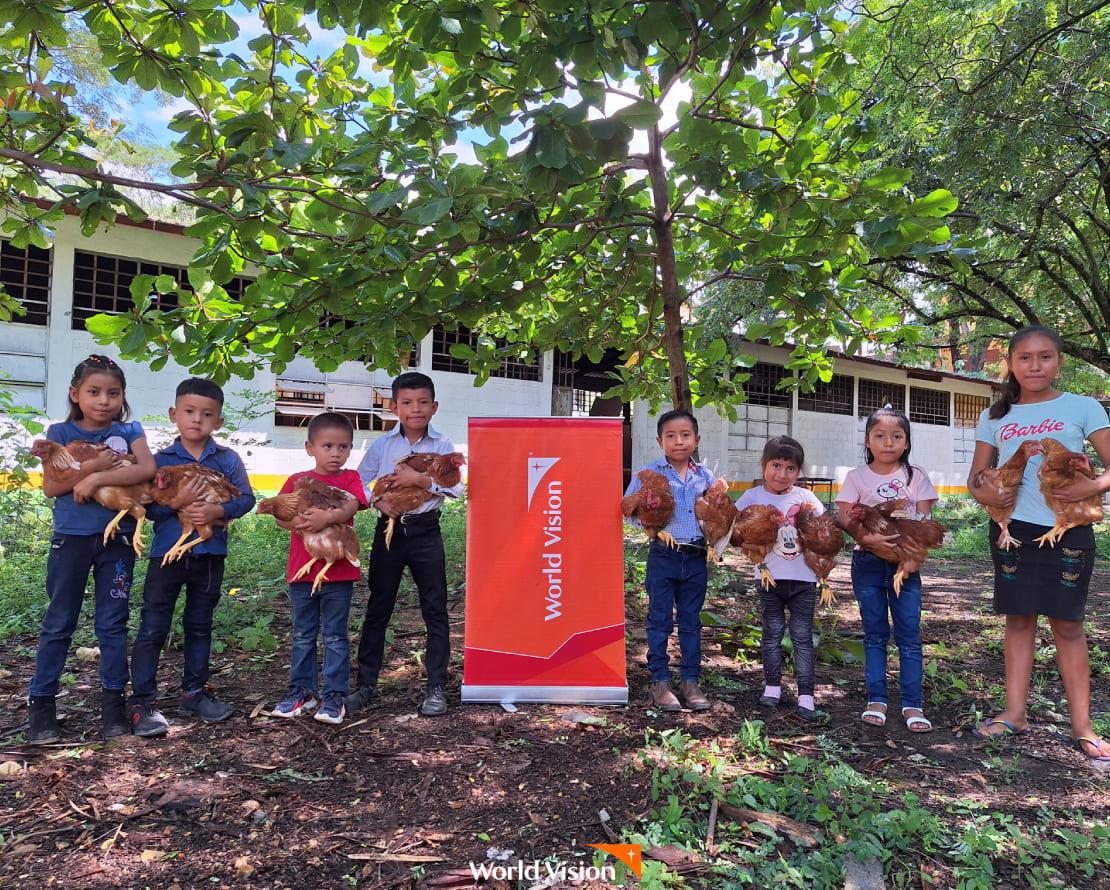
772, 503, 802, 561
104, 435, 129, 454
876, 477, 906, 501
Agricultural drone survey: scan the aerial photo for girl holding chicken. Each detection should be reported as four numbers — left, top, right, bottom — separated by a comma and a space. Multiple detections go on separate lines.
26, 355, 156, 744
968, 325, 1110, 766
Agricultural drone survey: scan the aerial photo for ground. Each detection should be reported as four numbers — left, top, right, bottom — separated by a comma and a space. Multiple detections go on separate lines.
0, 543, 1107, 889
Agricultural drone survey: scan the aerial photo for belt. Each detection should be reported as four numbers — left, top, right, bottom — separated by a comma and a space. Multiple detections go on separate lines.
397, 509, 441, 526
655, 538, 706, 552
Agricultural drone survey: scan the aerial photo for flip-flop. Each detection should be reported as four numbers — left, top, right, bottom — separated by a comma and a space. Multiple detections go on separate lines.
972, 717, 1030, 739
861, 703, 887, 727
1073, 735, 1110, 764
902, 708, 933, 733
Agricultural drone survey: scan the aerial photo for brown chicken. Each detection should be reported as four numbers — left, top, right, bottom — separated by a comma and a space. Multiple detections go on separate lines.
149, 464, 243, 566
794, 504, 844, 607
843, 499, 946, 594
370, 452, 466, 549
1035, 437, 1104, 547
258, 476, 361, 593
621, 469, 676, 548
694, 479, 736, 563
31, 439, 150, 555
972, 439, 1041, 550
730, 504, 785, 589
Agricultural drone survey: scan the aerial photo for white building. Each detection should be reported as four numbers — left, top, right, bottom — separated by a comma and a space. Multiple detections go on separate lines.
2, 210, 998, 494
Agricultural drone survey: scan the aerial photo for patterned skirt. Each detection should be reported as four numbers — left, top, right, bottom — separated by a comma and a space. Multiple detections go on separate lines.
989, 520, 1095, 621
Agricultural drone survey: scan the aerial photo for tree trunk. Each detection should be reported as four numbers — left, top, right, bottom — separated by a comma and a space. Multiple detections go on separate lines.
646, 124, 693, 412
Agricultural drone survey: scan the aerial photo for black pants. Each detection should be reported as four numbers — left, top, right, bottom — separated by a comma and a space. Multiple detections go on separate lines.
354, 515, 449, 688
759, 580, 817, 697
130, 555, 225, 703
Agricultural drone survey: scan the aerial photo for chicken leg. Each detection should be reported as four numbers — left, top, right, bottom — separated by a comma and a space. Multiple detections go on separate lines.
310, 561, 336, 595
102, 508, 130, 545
384, 517, 398, 550
162, 527, 195, 566
1034, 524, 1074, 548
996, 522, 1021, 550
655, 531, 678, 549
756, 562, 775, 590
104, 507, 147, 557
818, 580, 835, 608
290, 557, 320, 583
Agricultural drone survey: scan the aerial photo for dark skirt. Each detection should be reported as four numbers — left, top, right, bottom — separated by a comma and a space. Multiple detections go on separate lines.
989, 520, 1095, 621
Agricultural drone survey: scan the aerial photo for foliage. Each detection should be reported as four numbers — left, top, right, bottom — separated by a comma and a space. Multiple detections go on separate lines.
849, 0, 1110, 374
0, 0, 958, 411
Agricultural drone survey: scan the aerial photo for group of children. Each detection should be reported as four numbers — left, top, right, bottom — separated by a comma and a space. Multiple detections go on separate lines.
26, 362, 456, 743
626, 325, 1108, 765
21, 325, 1110, 765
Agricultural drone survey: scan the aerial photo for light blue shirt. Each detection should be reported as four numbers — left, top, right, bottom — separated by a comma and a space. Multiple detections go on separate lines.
624, 457, 716, 544
356, 424, 464, 515
976, 393, 1108, 527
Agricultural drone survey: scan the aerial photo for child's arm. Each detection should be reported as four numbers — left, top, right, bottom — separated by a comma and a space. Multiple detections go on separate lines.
41, 448, 120, 498
966, 442, 1013, 509
219, 453, 257, 521
292, 499, 359, 533
916, 498, 937, 519
1050, 427, 1110, 502
71, 438, 156, 504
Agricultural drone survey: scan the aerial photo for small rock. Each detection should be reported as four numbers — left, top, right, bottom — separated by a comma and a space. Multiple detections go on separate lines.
0, 760, 25, 777
75, 647, 100, 663
710, 700, 736, 715
906, 754, 927, 763
844, 855, 886, 890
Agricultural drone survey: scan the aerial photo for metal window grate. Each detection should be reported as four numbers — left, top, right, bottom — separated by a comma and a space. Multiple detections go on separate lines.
744, 361, 791, 408
572, 389, 598, 416
71, 250, 251, 329
858, 378, 906, 418
0, 239, 51, 326
909, 386, 950, 425
798, 373, 853, 415
430, 324, 541, 381
954, 392, 989, 428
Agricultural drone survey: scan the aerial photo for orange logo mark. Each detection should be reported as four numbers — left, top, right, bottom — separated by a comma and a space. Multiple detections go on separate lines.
586, 843, 642, 878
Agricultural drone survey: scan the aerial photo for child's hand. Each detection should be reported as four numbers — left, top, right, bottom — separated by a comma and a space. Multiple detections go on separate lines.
183, 501, 224, 526
82, 450, 119, 473
392, 463, 430, 488
72, 474, 102, 504
860, 531, 900, 547
1051, 477, 1104, 502
291, 508, 334, 534
171, 477, 208, 510
972, 484, 1015, 510
377, 501, 402, 519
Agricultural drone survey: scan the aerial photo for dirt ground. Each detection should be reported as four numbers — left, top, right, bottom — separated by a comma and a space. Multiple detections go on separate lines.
0, 551, 1106, 889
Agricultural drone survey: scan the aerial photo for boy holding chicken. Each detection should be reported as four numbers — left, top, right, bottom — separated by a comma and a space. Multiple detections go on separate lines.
129, 378, 255, 737
349, 372, 464, 718
622, 409, 716, 712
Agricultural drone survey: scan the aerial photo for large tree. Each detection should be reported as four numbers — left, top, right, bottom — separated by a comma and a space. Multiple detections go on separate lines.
850, 0, 1110, 375
0, 0, 955, 408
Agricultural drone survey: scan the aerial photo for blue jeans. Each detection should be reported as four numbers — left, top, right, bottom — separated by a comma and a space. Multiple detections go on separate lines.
130, 555, 225, 703
851, 550, 923, 709
645, 541, 708, 682
30, 532, 134, 697
288, 581, 353, 698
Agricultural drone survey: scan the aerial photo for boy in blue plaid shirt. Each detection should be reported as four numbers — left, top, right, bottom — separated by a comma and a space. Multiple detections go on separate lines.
622, 409, 714, 713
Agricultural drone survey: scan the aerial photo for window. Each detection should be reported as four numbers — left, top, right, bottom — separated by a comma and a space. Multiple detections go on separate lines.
430, 324, 541, 381
274, 381, 398, 432
275, 380, 326, 405
954, 393, 990, 428
0, 239, 51, 326
858, 378, 906, 419
573, 389, 598, 416
798, 373, 853, 415
744, 361, 791, 408
909, 386, 950, 425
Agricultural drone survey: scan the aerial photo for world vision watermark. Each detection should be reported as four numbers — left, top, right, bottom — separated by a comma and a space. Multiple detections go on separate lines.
467, 842, 642, 882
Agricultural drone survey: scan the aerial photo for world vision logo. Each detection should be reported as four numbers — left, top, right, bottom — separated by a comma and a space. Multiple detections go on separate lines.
587, 843, 643, 878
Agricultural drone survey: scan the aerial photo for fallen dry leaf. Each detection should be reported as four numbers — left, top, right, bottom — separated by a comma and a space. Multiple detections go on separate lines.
140, 849, 162, 863
0, 760, 25, 777
528, 811, 549, 827
234, 855, 254, 877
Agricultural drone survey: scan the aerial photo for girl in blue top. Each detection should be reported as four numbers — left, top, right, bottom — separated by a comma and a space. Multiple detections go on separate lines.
27, 355, 156, 744
967, 326, 1110, 767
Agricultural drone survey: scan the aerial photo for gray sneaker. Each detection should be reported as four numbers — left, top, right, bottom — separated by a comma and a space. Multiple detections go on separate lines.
179, 688, 233, 723
344, 683, 378, 714
130, 702, 169, 738
420, 685, 448, 717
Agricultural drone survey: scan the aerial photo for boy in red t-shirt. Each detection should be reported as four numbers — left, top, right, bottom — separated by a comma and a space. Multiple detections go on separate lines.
270, 413, 367, 724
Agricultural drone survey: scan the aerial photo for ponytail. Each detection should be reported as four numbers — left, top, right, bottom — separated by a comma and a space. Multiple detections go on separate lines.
988, 325, 1063, 420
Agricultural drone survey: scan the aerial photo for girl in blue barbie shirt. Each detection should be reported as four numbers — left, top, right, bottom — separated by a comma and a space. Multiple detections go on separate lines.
27, 356, 156, 743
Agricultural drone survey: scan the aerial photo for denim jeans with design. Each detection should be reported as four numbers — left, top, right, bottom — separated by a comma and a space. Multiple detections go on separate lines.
30, 532, 134, 697
645, 541, 709, 682
851, 550, 924, 709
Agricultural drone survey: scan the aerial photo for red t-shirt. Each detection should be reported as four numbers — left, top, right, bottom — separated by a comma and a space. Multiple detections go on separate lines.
279, 470, 368, 584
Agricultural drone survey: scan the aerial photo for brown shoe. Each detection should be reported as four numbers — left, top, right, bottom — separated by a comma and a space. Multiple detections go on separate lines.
649, 681, 682, 712
680, 681, 711, 711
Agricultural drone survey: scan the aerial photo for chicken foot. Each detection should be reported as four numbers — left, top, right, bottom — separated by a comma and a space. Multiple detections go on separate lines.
290, 557, 320, 583
384, 517, 397, 550
996, 523, 1021, 550
103, 508, 147, 557
757, 563, 775, 590
818, 580, 835, 608
310, 561, 336, 595
654, 531, 678, 549
1034, 524, 1075, 548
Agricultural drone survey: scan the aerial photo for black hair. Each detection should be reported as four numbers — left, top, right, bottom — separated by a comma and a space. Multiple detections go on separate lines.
392, 371, 435, 400
989, 325, 1064, 420
175, 377, 225, 408
863, 404, 914, 485
656, 408, 699, 437
761, 435, 805, 468
67, 354, 131, 422
307, 411, 354, 441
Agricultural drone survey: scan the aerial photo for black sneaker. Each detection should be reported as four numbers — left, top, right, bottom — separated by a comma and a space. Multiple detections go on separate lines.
101, 689, 130, 739
129, 702, 169, 738
179, 688, 233, 723
420, 685, 448, 717
27, 696, 60, 745
344, 683, 378, 714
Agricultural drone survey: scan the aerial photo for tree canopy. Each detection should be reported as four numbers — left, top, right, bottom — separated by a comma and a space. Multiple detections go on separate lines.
0, 0, 959, 409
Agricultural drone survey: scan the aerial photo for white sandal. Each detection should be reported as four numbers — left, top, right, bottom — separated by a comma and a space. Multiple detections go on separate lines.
902, 707, 933, 733
861, 702, 887, 726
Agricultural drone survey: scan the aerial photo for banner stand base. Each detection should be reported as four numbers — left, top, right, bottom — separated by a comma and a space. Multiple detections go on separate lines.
462, 684, 629, 706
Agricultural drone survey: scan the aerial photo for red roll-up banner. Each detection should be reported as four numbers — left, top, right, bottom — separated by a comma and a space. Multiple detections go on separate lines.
462, 417, 628, 705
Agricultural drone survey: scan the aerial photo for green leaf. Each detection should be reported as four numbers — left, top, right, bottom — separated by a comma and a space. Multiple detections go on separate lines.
862, 168, 913, 192
614, 100, 662, 129
909, 189, 958, 218
402, 196, 454, 225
